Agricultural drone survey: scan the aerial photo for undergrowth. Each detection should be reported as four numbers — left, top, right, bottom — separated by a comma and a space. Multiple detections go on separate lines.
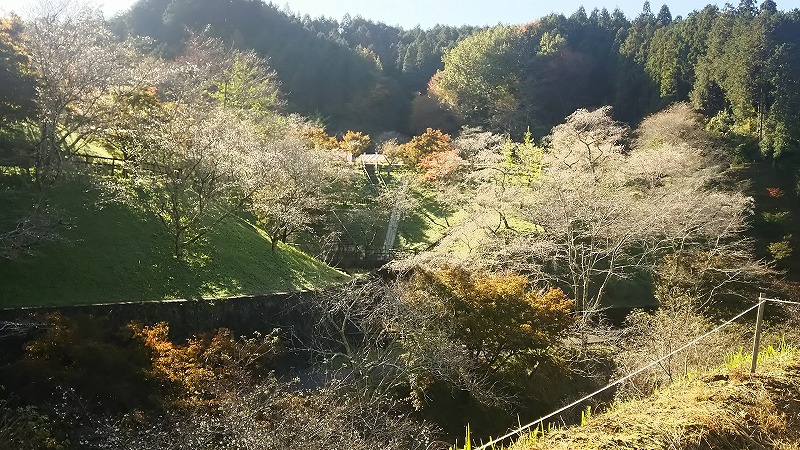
498, 338, 800, 450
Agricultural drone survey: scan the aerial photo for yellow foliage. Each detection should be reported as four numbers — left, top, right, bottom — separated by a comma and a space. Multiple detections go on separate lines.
413, 266, 575, 369
304, 126, 339, 150
129, 323, 215, 396
396, 128, 453, 166
303, 128, 371, 156
0, 15, 27, 56
342, 130, 371, 156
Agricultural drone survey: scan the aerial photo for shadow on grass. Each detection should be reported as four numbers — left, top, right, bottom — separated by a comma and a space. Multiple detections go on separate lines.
398, 189, 457, 249
0, 179, 345, 307
201, 215, 347, 295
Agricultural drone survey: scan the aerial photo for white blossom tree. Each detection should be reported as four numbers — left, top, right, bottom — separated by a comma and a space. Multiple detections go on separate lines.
514, 105, 764, 318
116, 35, 285, 259
249, 132, 350, 251
407, 105, 767, 322
545, 106, 629, 182
22, 1, 149, 187
127, 105, 266, 259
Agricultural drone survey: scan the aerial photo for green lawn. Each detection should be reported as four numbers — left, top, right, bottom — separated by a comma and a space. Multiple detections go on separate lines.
74, 139, 120, 159
397, 187, 460, 251
0, 178, 348, 307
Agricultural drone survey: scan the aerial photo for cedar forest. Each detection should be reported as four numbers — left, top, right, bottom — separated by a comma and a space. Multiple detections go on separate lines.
1, 0, 800, 449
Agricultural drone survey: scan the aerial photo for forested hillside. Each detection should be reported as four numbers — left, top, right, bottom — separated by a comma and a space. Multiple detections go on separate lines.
431, 0, 800, 149
111, 0, 476, 133
112, 0, 800, 157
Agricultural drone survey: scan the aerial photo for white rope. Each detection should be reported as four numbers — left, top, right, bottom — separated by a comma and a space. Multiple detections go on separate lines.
765, 298, 800, 306
474, 301, 765, 450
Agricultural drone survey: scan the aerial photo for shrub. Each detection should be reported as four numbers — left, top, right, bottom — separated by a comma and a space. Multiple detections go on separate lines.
613, 294, 749, 399
0, 401, 61, 450
129, 323, 281, 402
768, 235, 793, 261
409, 266, 575, 371
761, 211, 791, 225
0, 314, 156, 411
766, 187, 784, 198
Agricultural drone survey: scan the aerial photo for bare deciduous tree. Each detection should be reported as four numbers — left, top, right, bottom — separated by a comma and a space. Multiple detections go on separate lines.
633, 102, 714, 151
453, 126, 505, 168
306, 279, 513, 413
613, 293, 751, 399
409, 105, 767, 323
545, 106, 628, 182
115, 34, 287, 259
513, 106, 765, 319
127, 106, 266, 259
250, 132, 352, 251
22, 1, 149, 187
159, 34, 282, 115
1, 2, 156, 258
67, 323, 442, 450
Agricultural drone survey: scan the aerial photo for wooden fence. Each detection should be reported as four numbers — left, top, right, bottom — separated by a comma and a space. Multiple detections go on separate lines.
70, 153, 126, 175
328, 243, 396, 269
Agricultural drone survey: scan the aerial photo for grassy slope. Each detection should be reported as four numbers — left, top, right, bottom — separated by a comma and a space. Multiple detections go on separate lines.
336, 169, 460, 253
397, 187, 461, 251
0, 179, 348, 307
508, 344, 800, 450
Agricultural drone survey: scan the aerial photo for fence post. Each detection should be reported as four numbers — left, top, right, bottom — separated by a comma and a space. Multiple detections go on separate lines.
750, 293, 766, 373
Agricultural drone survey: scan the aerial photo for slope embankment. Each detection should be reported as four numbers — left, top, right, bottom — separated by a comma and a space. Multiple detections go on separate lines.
0, 180, 348, 307
510, 346, 800, 450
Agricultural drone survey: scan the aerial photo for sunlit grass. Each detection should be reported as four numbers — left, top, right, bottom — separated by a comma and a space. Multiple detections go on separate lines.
0, 177, 348, 307
500, 338, 800, 450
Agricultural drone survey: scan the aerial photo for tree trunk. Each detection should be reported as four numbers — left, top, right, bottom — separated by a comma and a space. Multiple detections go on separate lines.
174, 230, 184, 259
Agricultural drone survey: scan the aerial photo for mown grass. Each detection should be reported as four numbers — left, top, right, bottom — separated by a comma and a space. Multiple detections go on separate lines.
397, 187, 461, 251
0, 177, 348, 307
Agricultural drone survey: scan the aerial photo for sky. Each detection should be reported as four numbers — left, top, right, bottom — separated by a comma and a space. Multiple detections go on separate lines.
2, 0, 791, 29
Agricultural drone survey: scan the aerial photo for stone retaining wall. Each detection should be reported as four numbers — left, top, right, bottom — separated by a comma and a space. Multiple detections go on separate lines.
0, 291, 316, 339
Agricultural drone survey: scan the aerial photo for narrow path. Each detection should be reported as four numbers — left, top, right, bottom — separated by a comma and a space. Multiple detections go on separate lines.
363, 162, 378, 185
382, 180, 407, 255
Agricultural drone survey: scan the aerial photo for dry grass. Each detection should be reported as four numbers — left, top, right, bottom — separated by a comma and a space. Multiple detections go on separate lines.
509, 346, 800, 450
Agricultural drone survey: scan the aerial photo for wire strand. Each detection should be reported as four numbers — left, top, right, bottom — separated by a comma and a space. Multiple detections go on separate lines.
474, 300, 765, 450
765, 298, 800, 306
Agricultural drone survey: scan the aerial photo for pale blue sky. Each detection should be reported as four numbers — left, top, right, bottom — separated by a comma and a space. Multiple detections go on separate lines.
276, 0, 734, 27
3, 0, 794, 28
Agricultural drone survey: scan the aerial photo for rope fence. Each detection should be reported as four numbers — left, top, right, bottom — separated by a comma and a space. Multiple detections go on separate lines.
473, 295, 791, 450
765, 298, 800, 306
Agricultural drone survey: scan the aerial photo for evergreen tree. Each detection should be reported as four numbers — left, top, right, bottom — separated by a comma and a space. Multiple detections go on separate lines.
642, 1, 654, 20
760, 0, 778, 15
657, 5, 673, 26
738, 0, 758, 17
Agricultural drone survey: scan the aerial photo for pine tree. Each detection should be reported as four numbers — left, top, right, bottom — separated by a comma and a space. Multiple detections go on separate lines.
657, 5, 673, 26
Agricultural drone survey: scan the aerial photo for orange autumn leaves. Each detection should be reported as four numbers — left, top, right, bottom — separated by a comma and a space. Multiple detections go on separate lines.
386, 128, 462, 183
409, 266, 575, 369
129, 323, 279, 402
306, 125, 460, 183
